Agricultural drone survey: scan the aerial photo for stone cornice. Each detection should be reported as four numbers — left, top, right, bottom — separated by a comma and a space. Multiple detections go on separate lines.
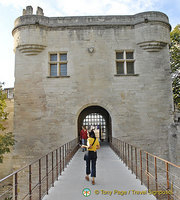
17, 44, 46, 55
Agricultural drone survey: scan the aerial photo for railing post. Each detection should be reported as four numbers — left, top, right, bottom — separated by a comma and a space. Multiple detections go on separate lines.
71, 141, 73, 158
113, 138, 115, 152
122, 141, 124, 163
39, 159, 41, 200
62, 145, 64, 171
135, 147, 137, 179
166, 162, 170, 200
120, 140, 122, 159
128, 144, 129, 169
64, 144, 65, 167
118, 140, 121, 158
140, 150, 142, 185
46, 154, 48, 194
65, 143, 67, 166
154, 157, 158, 199
68, 142, 71, 161
29, 165, 32, 200
72, 140, 74, 156
66, 143, 68, 164
14, 173, 18, 200
52, 151, 54, 187
116, 139, 118, 154
131, 146, 133, 174
59, 147, 62, 175
68, 142, 71, 162
117, 139, 118, 156
125, 143, 127, 166
146, 152, 149, 190
66, 143, 68, 165
67, 142, 70, 163
56, 149, 58, 180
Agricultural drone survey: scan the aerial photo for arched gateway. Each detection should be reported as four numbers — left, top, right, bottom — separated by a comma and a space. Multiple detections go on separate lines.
78, 106, 112, 142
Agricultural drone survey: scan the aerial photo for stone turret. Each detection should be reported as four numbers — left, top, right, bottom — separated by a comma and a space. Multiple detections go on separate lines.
14, 6, 46, 55
134, 12, 170, 52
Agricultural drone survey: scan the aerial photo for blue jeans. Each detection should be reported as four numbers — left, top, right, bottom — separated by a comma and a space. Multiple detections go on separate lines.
86, 152, 97, 177
82, 139, 87, 151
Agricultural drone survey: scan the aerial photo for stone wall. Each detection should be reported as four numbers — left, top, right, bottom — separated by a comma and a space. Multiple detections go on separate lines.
12, 6, 176, 170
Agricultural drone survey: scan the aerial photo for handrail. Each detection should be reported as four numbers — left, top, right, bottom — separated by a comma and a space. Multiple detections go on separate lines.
110, 137, 180, 200
143, 151, 180, 168
0, 138, 79, 200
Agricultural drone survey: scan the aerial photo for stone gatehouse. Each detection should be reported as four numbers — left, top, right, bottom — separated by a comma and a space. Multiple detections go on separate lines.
12, 6, 177, 168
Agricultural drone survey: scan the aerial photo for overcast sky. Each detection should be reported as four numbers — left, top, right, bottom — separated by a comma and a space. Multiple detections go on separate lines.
0, 0, 179, 88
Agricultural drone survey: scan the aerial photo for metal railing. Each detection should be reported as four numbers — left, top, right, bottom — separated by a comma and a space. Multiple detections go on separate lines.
0, 138, 79, 200
110, 137, 180, 200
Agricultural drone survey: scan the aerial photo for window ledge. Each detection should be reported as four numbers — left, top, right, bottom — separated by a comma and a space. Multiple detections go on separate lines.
47, 76, 70, 78
114, 74, 139, 77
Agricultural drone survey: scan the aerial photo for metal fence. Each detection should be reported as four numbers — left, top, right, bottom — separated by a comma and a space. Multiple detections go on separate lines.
110, 137, 180, 200
0, 138, 79, 200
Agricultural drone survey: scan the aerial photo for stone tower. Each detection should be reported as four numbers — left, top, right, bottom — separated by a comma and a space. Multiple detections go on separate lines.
12, 6, 175, 168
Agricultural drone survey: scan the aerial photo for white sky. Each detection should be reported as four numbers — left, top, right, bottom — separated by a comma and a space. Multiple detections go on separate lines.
0, 0, 179, 88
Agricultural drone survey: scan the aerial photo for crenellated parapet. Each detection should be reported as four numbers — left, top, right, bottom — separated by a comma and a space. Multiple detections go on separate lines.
12, 7, 171, 55
13, 9, 170, 29
22, 6, 44, 16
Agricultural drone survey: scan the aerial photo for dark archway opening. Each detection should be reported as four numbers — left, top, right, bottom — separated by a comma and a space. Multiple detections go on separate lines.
78, 106, 112, 142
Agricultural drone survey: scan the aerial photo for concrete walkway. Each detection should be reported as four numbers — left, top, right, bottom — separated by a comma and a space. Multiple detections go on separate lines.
43, 144, 156, 200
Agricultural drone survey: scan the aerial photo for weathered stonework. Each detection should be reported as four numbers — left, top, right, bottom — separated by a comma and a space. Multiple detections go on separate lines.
12, 7, 177, 169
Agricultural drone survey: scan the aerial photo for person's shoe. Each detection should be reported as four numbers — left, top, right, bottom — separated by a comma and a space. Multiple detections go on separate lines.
92, 180, 95, 185
85, 176, 89, 181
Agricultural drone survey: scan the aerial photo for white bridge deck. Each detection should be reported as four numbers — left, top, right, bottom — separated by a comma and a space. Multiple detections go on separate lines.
43, 144, 156, 200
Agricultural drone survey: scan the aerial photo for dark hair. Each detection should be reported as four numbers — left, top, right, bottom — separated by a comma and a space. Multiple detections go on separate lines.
89, 130, 96, 139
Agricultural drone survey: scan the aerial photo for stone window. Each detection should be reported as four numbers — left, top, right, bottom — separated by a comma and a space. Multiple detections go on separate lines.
116, 51, 135, 75
49, 53, 67, 77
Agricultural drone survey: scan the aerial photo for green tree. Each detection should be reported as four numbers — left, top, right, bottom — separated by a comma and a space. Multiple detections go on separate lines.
0, 83, 15, 163
170, 25, 180, 110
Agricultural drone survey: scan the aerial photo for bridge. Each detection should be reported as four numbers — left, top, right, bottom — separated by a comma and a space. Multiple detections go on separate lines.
0, 138, 180, 200
42, 144, 156, 200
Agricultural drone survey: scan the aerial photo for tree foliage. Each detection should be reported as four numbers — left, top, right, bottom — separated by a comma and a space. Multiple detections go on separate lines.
0, 83, 15, 163
170, 25, 180, 109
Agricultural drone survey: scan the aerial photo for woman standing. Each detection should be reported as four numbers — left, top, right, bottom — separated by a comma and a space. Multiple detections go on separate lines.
82, 130, 100, 185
